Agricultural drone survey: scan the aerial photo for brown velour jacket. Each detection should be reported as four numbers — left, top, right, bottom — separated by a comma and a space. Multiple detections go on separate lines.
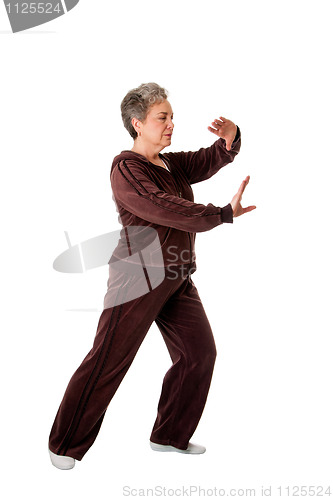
109, 127, 241, 274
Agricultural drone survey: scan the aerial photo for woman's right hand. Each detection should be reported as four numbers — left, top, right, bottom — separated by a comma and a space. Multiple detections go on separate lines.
230, 176, 256, 217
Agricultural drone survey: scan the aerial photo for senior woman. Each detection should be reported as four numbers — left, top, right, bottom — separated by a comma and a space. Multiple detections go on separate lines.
48, 82, 256, 469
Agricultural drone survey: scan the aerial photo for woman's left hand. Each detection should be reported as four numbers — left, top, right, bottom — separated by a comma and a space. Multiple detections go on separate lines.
208, 116, 237, 151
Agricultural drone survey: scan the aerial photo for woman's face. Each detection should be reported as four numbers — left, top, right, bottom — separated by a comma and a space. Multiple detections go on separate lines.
136, 99, 174, 150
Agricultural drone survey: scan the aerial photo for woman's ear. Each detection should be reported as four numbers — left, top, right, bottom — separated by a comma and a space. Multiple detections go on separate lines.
132, 117, 142, 137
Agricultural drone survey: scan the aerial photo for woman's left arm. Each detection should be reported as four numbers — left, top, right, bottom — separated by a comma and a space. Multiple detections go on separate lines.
163, 117, 241, 185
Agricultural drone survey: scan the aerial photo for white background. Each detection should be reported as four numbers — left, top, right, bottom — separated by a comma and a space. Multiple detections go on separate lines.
1, 0, 332, 498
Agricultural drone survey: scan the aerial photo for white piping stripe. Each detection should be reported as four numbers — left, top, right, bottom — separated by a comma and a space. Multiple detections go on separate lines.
78, 243, 86, 273
59, 0, 68, 14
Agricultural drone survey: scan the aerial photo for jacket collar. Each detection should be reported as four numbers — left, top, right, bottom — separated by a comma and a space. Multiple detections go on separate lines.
111, 150, 169, 170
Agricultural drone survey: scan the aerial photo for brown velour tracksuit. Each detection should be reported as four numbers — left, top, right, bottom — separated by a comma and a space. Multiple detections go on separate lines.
48, 128, 241, 460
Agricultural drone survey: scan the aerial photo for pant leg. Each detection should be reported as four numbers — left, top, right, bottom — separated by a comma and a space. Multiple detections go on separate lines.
48, 268, 186, 461
150, 274, 217, 450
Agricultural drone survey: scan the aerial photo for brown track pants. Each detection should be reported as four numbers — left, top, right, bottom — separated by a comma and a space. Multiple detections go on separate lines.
48, 265, 217, 460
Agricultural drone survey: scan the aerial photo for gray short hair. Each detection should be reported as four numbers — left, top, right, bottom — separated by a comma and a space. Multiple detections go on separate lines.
121, 83, 168, 139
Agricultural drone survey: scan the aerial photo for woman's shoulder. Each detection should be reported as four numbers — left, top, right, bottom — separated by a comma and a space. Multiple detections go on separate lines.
111, 150, 150, 172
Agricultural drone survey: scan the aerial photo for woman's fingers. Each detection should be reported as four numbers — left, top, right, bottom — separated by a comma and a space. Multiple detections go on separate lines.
243, 205, 257, 214
208, 117, 236, 151
209, 118, 226, 131
210, 121, 222, 130
233, 202, 257, 217
207, 125, 219, 135
231, 176, 256, 217
210, 116, 233, 127
213, 118, 224, 127
237, 176, 250, 197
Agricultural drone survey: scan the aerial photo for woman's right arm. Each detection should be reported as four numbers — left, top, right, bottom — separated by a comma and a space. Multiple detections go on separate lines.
111, 160, 234, 233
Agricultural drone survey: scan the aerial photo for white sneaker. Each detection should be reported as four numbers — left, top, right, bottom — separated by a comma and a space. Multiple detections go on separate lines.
150, 441, 206, 454
49, 449, 76, 470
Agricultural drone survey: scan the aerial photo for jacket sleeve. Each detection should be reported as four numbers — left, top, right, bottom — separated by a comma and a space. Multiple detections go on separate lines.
111, 160, 233, 233
164, 126, 241, 185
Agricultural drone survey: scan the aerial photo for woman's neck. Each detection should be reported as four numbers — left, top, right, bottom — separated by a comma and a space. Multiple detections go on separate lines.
131, 140, 162, 164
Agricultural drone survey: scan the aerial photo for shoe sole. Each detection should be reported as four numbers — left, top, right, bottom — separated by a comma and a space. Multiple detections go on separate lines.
150, 441, 206, 454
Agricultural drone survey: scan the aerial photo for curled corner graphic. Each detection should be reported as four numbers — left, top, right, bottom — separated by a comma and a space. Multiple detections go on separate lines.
53, 228, 166, 304
53, 230, 119, 273
4, 0, 80, 33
